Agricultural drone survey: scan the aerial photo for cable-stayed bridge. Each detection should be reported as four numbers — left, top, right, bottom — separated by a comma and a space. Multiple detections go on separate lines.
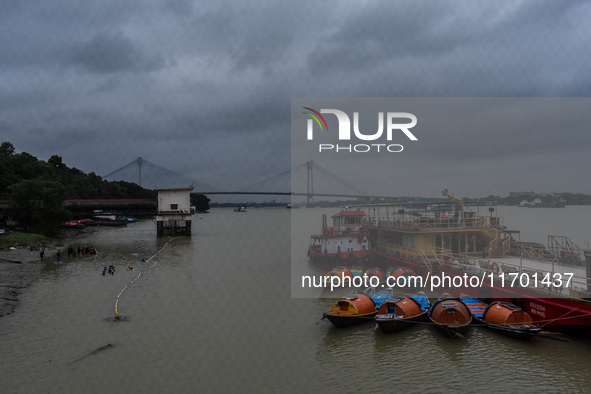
103, 157, 377, 204
103, 157, 216, 192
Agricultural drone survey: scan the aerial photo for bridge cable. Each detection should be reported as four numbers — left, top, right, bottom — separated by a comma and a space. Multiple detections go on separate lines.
103, 158, 142, 179
312, 162, 369, 196
236, 168, 293, 193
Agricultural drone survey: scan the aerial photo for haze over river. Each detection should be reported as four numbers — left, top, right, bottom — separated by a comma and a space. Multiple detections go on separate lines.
1, 207, 590, 393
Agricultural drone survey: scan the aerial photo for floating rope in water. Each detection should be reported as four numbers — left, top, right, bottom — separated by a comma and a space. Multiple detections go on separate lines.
113, 237, 178, 320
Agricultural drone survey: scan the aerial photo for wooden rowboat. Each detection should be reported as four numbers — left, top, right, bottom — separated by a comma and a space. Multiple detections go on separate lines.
323, 293, 378, 327
375, 292, 430, 333
428, 297, 472, 338
462, 296, 542, 339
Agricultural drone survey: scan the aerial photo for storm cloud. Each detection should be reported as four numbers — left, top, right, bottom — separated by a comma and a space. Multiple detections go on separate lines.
1, 0, 591, 198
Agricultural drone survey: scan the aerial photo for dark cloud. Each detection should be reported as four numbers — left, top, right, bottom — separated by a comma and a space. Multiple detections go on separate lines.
1, 1, 591, 197
66, 32, 168, 74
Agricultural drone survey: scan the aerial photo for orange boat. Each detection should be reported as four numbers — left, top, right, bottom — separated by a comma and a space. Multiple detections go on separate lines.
323, 293, 378, 327
386, 267, 416, 279
364, 267, 385, 282
325, 266, 353, 287
375, 292, 430, 333
481, 301, 542, 339
428, 297, 472, 338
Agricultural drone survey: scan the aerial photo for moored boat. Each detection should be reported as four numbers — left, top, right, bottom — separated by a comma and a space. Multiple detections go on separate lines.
92, 217, 127, 226
386, 266, 417, 280
350, 266, 364, 278
334, 190, 591, 333
375, 292, 430, 333
428, 297, 472, 338
364, 267, 385, 283
462, 296, 542, 339
325, 266, 353, 288
308, 211, 373, 269
323, 293, 378, 327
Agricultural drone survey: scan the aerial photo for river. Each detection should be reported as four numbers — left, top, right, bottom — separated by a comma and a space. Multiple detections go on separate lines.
1, 207, 590, 393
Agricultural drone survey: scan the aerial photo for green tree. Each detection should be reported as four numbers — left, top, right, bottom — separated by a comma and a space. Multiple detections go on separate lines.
48, 155, 66, 170
0, 141, 15, 157
0, 142, 17, 198
8, 179, 72, 235
190, 193, 210, 212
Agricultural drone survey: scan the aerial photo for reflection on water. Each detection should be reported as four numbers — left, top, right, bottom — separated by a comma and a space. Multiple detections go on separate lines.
0, 208, 590, 392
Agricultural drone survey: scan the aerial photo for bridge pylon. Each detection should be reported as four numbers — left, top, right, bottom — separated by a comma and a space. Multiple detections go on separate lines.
307, 160, 314, 207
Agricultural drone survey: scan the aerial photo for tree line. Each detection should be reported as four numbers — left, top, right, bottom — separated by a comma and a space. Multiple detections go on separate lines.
0, 141, 208, 235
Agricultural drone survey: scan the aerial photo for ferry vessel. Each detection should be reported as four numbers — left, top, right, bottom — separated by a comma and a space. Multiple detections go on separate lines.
311, 190, 591, 333
308, 210, 374, 269
519, 198, 566, 208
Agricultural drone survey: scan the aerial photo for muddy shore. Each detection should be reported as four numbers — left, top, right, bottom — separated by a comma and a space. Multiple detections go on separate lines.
0, 229, 99, 317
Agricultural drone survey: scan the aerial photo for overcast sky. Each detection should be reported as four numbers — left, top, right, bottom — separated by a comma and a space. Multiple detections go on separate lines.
2, 1, 591, 197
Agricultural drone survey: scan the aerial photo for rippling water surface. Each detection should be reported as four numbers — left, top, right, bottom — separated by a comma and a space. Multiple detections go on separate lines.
1, 207, 590, 393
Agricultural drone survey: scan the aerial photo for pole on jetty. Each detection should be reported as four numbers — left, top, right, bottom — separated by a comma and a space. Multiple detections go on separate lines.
584, 250, 591, 292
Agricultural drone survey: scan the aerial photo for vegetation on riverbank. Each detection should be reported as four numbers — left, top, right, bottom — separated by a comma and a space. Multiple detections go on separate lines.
0, 232, 47, 249
0, 141, 155, 235
0, 141, 211, 234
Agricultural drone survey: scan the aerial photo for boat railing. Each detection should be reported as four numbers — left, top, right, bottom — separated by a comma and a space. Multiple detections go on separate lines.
374, 242, 453, 268
326, 225, 369, 235
443, 251, 591, 298
373, 240, 591, 298
512, 242, 548, 261
374, 241, 425, 262
501, 236, 512, 255
372, 214, 504, 232
547, 235, 585, 266
421, 251, 434, 273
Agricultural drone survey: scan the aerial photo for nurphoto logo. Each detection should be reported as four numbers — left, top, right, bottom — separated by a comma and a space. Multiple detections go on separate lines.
303, 107, 418, 153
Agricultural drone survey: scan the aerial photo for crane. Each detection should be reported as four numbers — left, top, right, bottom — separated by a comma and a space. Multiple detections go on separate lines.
442, 189, 465, 226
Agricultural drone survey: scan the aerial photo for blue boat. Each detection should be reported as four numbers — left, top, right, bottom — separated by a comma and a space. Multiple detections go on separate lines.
365, 287, 393, 310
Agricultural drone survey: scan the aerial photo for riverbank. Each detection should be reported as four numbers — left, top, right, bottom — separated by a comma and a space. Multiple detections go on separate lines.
0, 248, 43, 317
0, 227, 102, 317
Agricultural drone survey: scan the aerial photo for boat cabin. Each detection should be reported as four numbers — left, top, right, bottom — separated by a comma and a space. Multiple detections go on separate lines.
309, 211, 371, 257
331, 210, 366, 234
351, 200, 513, 262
